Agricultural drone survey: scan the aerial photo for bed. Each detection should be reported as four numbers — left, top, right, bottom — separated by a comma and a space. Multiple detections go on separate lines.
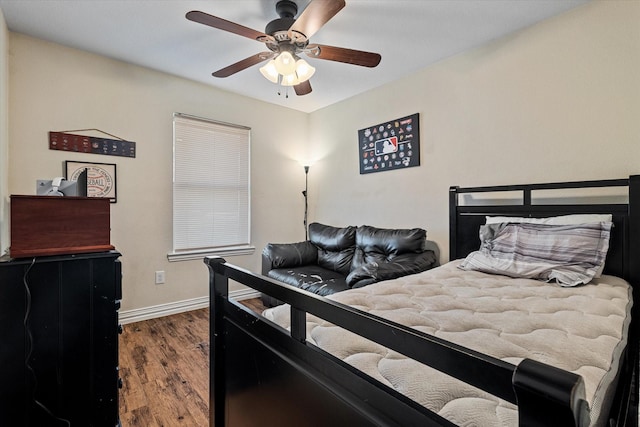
204, 176, 639, 426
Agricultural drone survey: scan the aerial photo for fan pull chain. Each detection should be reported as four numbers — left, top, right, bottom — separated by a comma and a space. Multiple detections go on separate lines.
276, 86, 290, 98
276, 74, 289, 98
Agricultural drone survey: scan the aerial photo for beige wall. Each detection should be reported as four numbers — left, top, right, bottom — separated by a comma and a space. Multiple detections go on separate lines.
4, 0, 639, 314
0, 9, 8, 254
7, 34, 309, 312
307, 0, 640, 261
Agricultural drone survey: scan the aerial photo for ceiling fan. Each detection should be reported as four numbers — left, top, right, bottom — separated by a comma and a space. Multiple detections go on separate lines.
186, 0, 382, 96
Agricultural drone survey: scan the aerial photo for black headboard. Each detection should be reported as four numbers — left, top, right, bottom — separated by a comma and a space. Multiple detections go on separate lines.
449, 176, 640, 285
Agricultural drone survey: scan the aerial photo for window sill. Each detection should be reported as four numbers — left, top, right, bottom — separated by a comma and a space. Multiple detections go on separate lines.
167, 246, 255, 262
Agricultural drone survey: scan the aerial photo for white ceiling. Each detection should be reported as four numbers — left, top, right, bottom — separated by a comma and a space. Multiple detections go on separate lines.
0, 0, 589, 113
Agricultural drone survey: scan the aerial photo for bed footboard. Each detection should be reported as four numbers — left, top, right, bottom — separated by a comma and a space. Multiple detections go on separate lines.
204, 256, 591, 427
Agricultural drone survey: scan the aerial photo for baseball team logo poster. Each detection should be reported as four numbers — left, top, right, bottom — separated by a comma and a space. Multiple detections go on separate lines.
358, 113, 420, 174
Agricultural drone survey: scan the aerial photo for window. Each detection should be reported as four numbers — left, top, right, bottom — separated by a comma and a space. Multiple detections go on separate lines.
169, 113, 252, 261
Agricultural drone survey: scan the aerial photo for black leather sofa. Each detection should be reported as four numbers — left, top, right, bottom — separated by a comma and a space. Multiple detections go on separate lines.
261, 222, 438, 306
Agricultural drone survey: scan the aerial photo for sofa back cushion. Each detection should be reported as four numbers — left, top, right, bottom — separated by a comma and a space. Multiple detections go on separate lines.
309, 223, 356, 275
352, 225, 426, 269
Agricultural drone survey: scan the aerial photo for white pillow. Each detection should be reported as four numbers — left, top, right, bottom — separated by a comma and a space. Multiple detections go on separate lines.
485, 214, 612, 225
485, 213, 613, 277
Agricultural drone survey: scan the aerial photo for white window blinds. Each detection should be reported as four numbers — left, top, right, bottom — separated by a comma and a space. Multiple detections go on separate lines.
171, 113, 252, 261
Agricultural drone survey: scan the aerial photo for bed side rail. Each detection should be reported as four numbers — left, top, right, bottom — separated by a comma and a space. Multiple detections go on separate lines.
205, 256, 589, 427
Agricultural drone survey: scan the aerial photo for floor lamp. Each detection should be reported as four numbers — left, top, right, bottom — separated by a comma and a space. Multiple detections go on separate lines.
302, 165, 309, 240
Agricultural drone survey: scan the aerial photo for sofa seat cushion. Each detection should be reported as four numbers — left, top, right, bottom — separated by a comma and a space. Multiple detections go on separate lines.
346, 251, 438, 288
267, 265, 349, 296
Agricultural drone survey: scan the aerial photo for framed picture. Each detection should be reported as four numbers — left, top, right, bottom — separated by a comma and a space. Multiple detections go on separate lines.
358, 113, 420, 174
65, 160, 117, 203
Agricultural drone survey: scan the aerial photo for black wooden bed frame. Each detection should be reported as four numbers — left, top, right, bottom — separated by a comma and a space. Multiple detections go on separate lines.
204, 176, 639, 427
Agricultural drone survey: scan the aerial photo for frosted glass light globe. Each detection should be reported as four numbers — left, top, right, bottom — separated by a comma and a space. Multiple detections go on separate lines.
274, 51, 296, 75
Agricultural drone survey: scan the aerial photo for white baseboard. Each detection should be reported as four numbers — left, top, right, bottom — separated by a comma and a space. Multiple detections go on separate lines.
118, 289, 261, 324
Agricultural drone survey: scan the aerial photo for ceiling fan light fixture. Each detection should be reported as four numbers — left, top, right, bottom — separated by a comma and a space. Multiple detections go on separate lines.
259, 60, 279, 83
260, 52, 315, 86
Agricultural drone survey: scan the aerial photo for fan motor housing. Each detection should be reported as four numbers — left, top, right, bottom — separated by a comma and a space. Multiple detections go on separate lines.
266, 0, 299, 36
265, 17, 296, 36
276, 0, 298, 18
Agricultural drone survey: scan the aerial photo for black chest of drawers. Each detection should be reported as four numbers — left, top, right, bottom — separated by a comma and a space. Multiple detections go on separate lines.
0, 251, 122, 426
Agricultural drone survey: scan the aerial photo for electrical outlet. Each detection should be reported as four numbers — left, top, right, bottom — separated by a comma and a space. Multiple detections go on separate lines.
155, 271, 165, 284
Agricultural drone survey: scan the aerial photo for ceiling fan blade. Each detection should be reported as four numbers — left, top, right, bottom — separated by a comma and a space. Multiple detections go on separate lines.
289, 0, 345, 39
186, 10, 269, 42
212, 52, 274, 78
294, 80, 312, 96
307, 44, 381, 68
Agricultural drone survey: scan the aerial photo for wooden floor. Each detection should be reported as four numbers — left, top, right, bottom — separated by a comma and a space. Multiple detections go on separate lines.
118, 298, 266, 426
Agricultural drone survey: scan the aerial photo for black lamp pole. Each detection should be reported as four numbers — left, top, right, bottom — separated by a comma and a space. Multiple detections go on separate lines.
303, 165, 309, 240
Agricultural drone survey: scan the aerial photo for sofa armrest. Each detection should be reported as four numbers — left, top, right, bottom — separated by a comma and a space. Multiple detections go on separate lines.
262, 241, 318, 275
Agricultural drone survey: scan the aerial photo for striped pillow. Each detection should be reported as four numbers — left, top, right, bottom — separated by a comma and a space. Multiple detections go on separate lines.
459, 222, 612, 286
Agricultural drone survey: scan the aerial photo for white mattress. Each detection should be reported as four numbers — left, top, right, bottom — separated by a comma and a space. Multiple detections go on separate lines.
263, 260, 633, 426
